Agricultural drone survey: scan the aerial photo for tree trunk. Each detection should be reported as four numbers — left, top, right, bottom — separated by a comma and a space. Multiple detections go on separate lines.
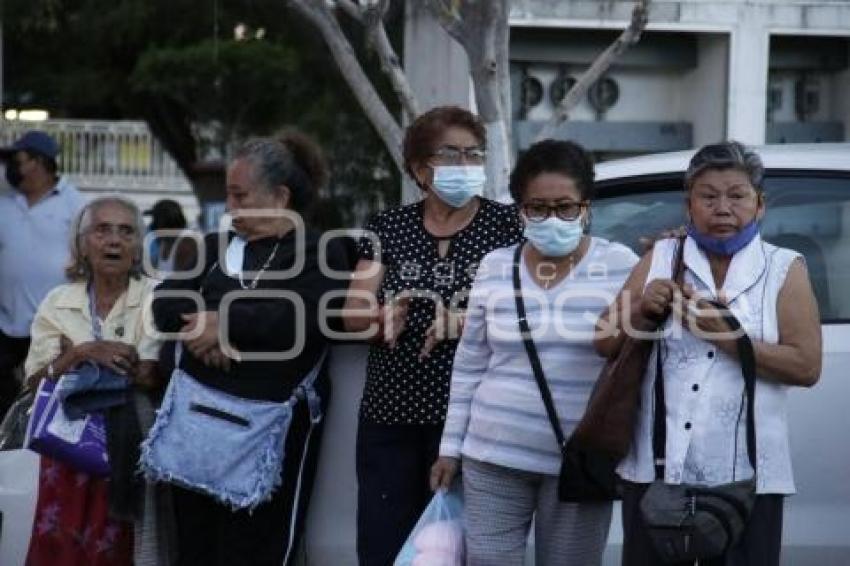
288, 0, 404, 172
427, 0, 513, 199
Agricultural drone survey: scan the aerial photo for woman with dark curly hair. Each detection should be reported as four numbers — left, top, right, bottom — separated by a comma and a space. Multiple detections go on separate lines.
432, 139, 639, 565
343, 106, 523, 565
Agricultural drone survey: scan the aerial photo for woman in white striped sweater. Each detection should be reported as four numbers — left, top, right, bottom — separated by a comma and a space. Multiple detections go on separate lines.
431, 139, 638, 565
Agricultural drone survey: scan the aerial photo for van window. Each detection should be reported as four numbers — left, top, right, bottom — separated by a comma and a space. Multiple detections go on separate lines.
592, 173, 850, 323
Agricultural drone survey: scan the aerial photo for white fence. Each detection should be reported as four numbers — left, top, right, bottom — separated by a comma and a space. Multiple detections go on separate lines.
1, 118, 199, 221
0, 119, 192, 192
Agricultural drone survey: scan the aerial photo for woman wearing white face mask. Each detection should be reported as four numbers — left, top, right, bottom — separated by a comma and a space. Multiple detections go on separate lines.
344, 106, 523, 565
431, 140, 639, 565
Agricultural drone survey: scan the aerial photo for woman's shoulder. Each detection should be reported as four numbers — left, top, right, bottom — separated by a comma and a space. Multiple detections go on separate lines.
132, 275, 160, 295
589, 236, 640, 268
760, 239, 803, 280
41, 281, 86, 308
479, 197, 521, 222
366, 202, 421, 229
474, 243, 520, 283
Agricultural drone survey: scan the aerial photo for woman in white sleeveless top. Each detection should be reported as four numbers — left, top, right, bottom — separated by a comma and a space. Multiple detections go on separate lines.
595, 142, 822, 566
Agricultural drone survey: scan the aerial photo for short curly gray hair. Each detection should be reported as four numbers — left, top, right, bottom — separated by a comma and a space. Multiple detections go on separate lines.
685, 141, 764, 191
66, 196, 145, 281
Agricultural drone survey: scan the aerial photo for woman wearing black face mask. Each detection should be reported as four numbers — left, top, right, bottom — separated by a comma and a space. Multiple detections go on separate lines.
4, 158, 23, 188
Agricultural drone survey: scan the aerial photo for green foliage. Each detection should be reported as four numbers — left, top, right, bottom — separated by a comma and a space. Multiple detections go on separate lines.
2, 0, 401, 225
130, 39, 298, 149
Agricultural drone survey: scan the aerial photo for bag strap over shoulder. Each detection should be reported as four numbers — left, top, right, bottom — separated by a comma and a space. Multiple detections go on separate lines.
652, 299, 758, 481
512, 244, 568, 453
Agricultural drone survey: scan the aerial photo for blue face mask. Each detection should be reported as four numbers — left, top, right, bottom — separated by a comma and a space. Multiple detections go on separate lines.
523, 216, 584, 258
687, 219, 759, 256
431, 165, 486, 208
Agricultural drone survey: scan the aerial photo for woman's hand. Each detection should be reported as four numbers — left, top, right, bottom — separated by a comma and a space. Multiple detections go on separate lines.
180, 311, 220, 358
75, 341, 140, 375
675, 288, 738, 356
376, 295, 410, 349
429, 456, 459, 492
420, 303, 464, 360
638, 225, 687, 252
640, 278, 682, 322
201, 346, 232, 371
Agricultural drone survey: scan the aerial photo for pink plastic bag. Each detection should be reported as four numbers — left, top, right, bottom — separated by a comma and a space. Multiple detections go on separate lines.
394, 486, 464, 566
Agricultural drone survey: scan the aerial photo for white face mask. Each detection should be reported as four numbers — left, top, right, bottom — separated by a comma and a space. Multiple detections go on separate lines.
431, 165, 486, 208
523, 216, 584, 257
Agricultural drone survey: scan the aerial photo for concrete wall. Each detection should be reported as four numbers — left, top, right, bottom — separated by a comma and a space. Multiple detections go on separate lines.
680, 34, 729, 146
510, 0, 850, 146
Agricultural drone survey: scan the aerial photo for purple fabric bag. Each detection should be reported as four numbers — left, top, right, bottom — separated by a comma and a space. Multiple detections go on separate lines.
25, 376, 110, 476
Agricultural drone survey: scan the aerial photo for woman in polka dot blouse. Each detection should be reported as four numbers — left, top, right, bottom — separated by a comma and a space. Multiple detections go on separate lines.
343, 106, 523, 565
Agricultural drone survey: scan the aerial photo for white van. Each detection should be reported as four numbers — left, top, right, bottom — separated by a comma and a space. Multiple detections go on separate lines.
2, 144, 848, 565
304, 143, 850, 566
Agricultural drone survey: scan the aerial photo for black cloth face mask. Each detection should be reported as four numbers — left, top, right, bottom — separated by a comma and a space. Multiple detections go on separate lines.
4, 161, 23, 188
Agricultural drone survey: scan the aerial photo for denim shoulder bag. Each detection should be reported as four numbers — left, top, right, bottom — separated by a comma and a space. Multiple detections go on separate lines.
140, 343, 326, 511
639, 303, 757, 562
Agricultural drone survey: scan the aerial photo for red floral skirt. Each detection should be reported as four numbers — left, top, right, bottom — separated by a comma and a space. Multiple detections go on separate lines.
26, 456, 132, 566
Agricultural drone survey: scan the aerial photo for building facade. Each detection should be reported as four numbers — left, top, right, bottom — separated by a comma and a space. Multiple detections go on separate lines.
406, 0, 850, 160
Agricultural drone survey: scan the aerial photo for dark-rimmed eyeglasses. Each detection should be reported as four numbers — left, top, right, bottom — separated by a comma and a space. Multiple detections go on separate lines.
522, 201, 587, 222
431, 146, 487, 165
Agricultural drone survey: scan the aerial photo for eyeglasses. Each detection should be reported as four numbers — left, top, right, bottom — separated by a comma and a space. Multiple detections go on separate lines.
431, 146, 487, 165
692, 190, 758, 209
89, 222, 137, 240
522, 201, 587, 222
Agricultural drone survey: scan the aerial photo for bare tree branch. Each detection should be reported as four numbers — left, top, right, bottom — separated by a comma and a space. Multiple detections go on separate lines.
289, 0, 404, 170
535, 0, 651, 142
335, 0, 363, 22
425, 0, 466, 45
363, 2, 421, 121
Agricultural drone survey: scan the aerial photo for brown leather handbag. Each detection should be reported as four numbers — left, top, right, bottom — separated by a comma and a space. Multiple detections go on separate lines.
571, 237, 686, 460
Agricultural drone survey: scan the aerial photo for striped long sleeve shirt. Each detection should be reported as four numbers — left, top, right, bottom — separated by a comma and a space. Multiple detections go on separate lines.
439, 239, 639, 475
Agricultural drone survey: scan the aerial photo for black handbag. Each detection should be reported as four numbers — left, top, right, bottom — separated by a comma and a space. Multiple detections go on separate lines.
512, 244, 619, 502
639, 301, 758, 563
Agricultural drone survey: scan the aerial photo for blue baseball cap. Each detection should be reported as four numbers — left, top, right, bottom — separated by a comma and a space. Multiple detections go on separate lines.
0, 131, 60, 160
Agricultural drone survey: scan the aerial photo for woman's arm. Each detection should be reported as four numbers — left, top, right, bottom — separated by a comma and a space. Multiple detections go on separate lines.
342, 259, 385, 334
594, 251, 657, 358
152, 233, 216, 333
699, 258, 822, 387
431, 271, 493, 489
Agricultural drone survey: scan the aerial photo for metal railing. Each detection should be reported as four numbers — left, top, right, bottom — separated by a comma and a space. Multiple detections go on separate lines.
0, 119, 192, 193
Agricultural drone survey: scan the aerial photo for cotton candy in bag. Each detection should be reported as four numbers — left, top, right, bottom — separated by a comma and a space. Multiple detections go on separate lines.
394, 486, 464, 566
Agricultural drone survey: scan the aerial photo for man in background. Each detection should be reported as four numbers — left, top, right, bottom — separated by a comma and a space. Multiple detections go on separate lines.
0, 131, 85, 418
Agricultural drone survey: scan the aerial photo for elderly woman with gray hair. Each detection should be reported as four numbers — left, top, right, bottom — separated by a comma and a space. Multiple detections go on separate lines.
24, 195, 164, 566
596, 141, 822, 566
150, 131, 349, 565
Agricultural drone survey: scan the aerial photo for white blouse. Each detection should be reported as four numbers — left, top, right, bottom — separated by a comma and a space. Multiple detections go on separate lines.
617, 235, 801, 494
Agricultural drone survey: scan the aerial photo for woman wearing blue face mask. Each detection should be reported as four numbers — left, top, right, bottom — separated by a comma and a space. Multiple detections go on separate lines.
431, 140, 639, 565
596, 141, 822, 566
343, 106, 524, 565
